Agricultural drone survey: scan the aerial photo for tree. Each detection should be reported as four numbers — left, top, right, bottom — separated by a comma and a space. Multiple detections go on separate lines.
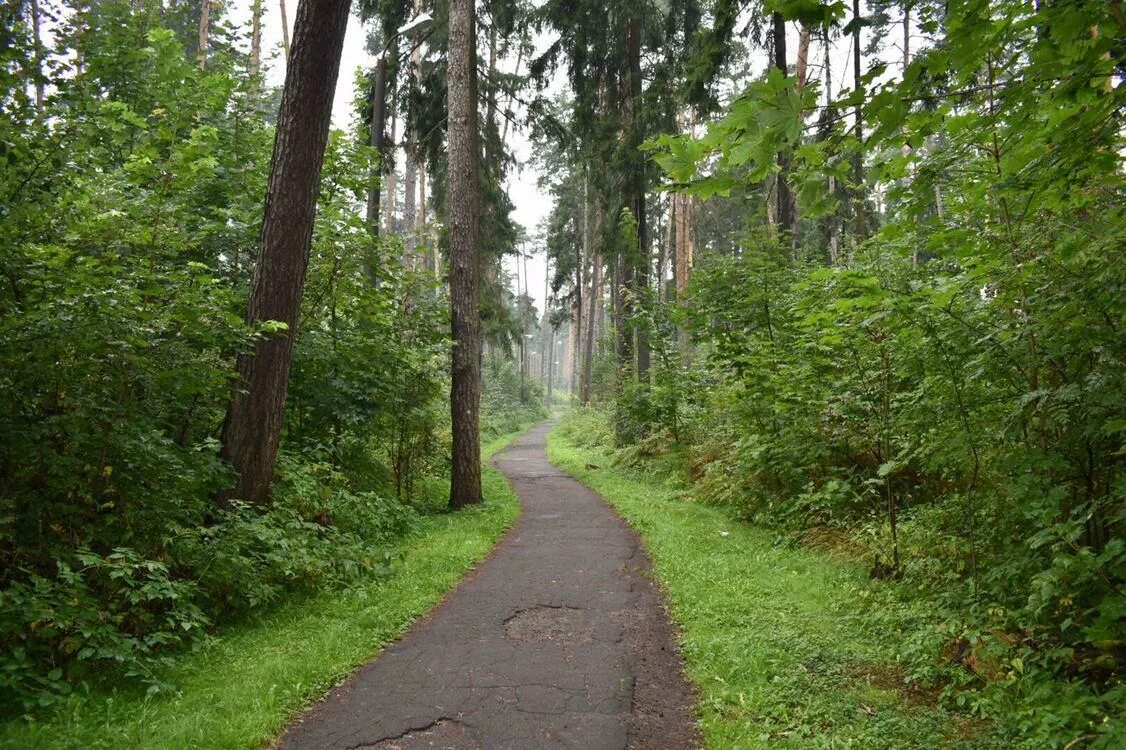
219, 0, 353, 506
447, 0, 482, 508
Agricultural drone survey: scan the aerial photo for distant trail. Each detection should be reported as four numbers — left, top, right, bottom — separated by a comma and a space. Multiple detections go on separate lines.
279, 422, 700, 749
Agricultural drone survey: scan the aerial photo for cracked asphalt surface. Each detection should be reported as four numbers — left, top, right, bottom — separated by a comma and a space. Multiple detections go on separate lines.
278, 422, 701, 749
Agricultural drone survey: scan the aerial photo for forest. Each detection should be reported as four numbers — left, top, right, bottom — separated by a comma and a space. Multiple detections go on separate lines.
0, 0, 1122, 748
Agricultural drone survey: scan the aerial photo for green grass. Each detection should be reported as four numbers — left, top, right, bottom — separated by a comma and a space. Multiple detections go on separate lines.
547, 423, 997, 750
0, 428, 531, 750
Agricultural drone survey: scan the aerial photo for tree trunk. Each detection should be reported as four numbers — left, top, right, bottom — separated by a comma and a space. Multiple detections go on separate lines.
220, 0, 352, 507
823, 30, 840, 264
627, 13, 650, 384
796, 25, 811, 91
674, 193, 694, 298
30, 0, 44, 111
547, 322, 556, 407
773, 12, 795, 241
852, 0, 867, 242
581, 235, 601, 406
384, 108, 398, 234
447, 0, 482, 508
250, 0, 263, 77
403, 153, 417, 267
197, 0, 212, 69
279, 0, 291, 58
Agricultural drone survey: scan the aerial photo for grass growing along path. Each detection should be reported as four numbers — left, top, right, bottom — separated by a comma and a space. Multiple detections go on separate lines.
547, 423, 999, 750
0, 431, 526, 750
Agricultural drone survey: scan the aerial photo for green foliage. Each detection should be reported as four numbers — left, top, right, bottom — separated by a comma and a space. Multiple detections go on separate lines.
0, 437, 523, 749
0, 0, 503, 710
629, 0, 1125, 744
549, 419, 1001, 749
481, 353, 549, 440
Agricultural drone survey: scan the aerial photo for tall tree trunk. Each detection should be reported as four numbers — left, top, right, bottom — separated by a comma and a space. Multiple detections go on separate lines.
626, 12, 650, 384
674, 193, 695, 298
220, 0, 352, 507
581, 214, 602, 408
447, 0, 482, 508
384, 107, 398, 234
852, 0, 867, 242
664, 193, 675, 298
30, 0, 44, 111
823, 30, 840, 264
279, 0, 291, 58
275, 0, 288, 58
796, 25, 811, 90
547, 322, 556, 407
773, 12, 795, 240
198, 0, 212, 69
250, 0, 263, 77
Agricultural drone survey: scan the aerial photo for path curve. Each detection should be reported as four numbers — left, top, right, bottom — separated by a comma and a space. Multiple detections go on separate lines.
279, 422, 700, 749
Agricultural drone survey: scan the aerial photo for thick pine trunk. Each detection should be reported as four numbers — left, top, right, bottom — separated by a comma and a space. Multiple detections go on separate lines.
220, 0, 352, 506
447, 0, 482, 508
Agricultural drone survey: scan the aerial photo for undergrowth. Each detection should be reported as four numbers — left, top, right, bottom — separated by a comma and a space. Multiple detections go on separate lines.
548, 409, 1099, 749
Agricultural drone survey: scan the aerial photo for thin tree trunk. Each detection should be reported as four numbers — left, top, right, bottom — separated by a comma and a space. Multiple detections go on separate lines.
674, 193, 695, 298
852, 0, 867, 242
627, 13, 649, 384
824, 30, 840, 264
279, 0, 291, 58
773, 12, 795, 241
198, 0, 212, 69
447, 0, 482, 508
547, 323, 556, 407
250, 0, 263, 77
220, 0, 353, 507
665, 193, 676, 298
796, 25, 811, 90
581, 223, 601, 407
384, 107, 398, 234
30, 0, 44, 111
541, 257, 550, 381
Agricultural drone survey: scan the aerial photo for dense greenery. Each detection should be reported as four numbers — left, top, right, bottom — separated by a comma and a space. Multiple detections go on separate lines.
554, 1, 1123, 746
0, 431, 522, 749
550, 412, 999, 748
0, 0, 542, 712
2, 0, 1121, 745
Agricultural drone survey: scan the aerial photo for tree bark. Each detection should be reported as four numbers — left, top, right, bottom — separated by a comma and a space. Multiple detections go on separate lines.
250, 0, 263, 77
197, 0, 212, 69
581, 246, 602, 405
279, 0, 291, 58
30, 0, 44, 111
626, 12, 650, 384
447, 0, 482, 508
384, 107, 398, 234
823, 29, 840, 264
852, 0, 867, 242
220, 0, 352, 506
773, 12, 795, 241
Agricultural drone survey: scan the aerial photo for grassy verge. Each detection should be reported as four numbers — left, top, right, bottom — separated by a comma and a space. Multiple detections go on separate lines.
547, 422, 998, 750
0, 428, 532, 750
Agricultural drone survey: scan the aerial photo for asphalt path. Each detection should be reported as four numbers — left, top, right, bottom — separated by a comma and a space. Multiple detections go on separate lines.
279, 422, 700, 749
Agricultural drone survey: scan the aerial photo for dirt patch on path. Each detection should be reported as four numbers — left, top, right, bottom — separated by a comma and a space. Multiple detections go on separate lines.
279, 423, 701, 749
